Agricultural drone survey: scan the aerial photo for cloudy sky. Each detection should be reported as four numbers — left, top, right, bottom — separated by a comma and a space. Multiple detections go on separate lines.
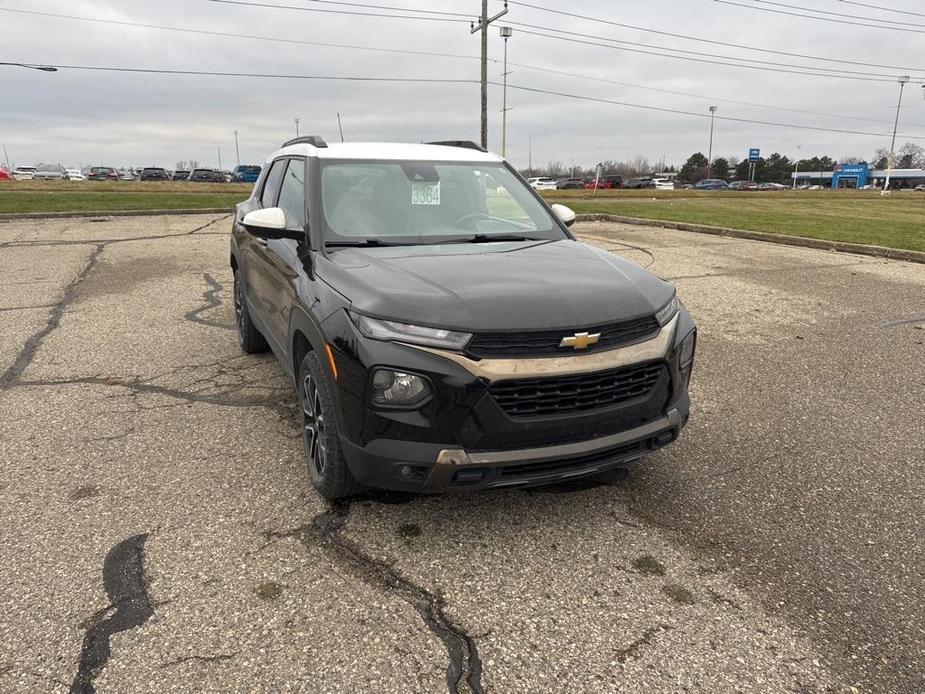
2, 0, 924, 171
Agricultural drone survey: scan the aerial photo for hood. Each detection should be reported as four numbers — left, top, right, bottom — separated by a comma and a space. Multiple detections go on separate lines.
317, 239, 674, 332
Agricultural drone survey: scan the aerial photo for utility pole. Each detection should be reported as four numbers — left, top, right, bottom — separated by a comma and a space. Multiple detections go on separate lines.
2, 144, 10, 170
294, 118, 300, 138
337, 113, 345, 142
528, 135, 533, 178
471, 1, 508, 150
883, 76, 910, 196
500, 26, 513, 158
707, 106, 717, 179
234, 130, 240, 167
218, 146, 223, 173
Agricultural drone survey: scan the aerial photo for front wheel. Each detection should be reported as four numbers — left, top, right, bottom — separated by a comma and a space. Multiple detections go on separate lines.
233, 270, 269, 354
298, 352, 362, 499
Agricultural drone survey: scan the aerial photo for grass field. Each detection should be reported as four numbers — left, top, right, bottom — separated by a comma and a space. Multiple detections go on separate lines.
0, 180, 251, 214
545, 189, 925, 253
2, 181, 922, 253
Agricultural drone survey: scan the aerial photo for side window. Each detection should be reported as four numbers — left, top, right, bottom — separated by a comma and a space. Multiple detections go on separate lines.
277, 159, 306, 229
260, 159, 287, 208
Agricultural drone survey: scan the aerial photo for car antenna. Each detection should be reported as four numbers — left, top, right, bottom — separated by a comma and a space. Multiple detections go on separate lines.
337, 113, 345, 143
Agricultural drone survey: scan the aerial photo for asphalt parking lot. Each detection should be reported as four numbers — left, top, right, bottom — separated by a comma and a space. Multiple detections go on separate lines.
0, 214, 922, 694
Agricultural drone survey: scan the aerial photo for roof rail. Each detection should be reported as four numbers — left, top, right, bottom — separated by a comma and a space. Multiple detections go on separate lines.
426, 140, 487, 153
281, 135, 328, 149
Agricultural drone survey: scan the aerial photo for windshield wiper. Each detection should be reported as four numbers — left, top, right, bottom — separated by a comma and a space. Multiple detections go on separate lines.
449, 234, 546, 244
325, 238, 410, 248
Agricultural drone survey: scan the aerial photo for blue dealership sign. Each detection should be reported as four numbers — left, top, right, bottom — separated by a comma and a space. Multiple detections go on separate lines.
748, 148, 761, 162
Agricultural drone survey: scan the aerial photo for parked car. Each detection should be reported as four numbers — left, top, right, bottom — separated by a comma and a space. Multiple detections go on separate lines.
757, 182, 787, 190
915, 184, 925, 192
652, 178, 674, 190
623, 178, 655, 189
231, 137, 696, 498
527, 177, 558, 191
64, 169, 86, 181
140, 167, 170, 181
232, 165, 262, 183
87, 166, 119, 181
0, 168, 12, 182
693, 179, 729, 190
556, 177, 585, 190
189, 168, 226, 183
33, 166, 66, 181
12, 166, 37, 180
585, 175, 625, 190
173, 170, 190, 181
728, 180, 758, 190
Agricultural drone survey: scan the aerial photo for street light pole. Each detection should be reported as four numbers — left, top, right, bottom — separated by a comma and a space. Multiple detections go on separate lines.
500, 26, 513, 158
707, 106, 718, 179
470, 1, 508, 150
234, 130, 240, 168
294, 118, 300, 138
882, 76, 910, 196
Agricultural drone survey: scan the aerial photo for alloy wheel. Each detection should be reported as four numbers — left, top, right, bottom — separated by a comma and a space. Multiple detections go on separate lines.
302, 374, 327, 476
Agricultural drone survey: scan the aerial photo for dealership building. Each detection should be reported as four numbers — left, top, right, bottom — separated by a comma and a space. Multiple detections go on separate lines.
792, 162, 925, 189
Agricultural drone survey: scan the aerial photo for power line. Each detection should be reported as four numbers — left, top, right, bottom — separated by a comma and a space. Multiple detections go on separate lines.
504, 0, 925, 73
278, 0, 472, 17
509, 22, 916, 81
0, 8, 478, 62
714, 0, 925, 33
837, 0, 925, 19
513, 27, 921, 83
3, 63, 478, 83
206, 0, 467, 22
7, 58, 923, 140
8, 5, 924, 124
499, 81, 925, 140
752, 0, 925, 28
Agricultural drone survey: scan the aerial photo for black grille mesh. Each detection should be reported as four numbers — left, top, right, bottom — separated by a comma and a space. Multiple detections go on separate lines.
490, 362, 665, 417
467, 315, 660, 358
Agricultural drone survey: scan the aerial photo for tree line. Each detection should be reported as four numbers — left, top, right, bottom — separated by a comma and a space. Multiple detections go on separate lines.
524, 142, 924, 184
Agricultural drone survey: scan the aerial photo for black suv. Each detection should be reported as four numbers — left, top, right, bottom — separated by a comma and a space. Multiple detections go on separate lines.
140, 167, 169, 181
231, 137, 696, 499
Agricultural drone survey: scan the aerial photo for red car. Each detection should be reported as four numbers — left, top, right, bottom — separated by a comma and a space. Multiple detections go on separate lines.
0, 168, 12, 182
87, 166, 119, 181
585, 175, 624, 190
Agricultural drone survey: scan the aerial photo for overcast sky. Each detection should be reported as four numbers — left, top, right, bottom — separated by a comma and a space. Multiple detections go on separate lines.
2, 0, 924, 170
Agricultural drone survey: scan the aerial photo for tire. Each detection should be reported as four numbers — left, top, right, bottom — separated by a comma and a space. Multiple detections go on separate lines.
233, 270, 269, 354
297, 352, 363, 499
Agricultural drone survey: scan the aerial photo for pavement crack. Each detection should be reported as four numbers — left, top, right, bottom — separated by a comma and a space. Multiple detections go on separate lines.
615, 624, 670, 663
267, 503, 484, 694
70, 534, 154, 694
0, 243, 105, 389
184, 272, 234, 331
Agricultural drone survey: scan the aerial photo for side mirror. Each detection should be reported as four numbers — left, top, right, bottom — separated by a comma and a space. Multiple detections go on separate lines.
551, 203, 577, 227
242, 208, 305, 241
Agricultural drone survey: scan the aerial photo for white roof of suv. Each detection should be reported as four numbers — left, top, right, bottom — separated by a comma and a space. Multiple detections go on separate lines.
269, 141, 502, 164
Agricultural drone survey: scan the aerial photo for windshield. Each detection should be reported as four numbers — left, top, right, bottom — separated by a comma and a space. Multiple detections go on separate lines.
320, 160, 563, 246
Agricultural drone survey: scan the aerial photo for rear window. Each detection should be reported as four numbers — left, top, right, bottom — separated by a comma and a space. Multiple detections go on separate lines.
142, 168, 166, 174
239, 166, 261, 174
90, 167, 112, 173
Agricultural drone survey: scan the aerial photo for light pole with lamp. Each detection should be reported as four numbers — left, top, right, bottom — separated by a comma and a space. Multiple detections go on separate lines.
294, 118, 300, 138
234, 130, 240, 168
500, 26, 513, 158
707, 106, 718, 179
882, 76, 910, 196
792, 144, 802, 190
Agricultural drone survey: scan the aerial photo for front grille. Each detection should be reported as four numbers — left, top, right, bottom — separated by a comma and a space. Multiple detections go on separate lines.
467, 315, 660, 358
490, 361, 665, 418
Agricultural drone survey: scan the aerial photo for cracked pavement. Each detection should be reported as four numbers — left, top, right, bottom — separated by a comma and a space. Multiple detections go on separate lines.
0, 214, 921, 693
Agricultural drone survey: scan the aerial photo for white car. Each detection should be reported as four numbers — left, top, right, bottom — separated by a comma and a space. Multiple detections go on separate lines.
652, 178, 674, 190
33, 168, 65, 181
64, 169, 86, 181
12, 166, 37, 180
527, 177, 558, 191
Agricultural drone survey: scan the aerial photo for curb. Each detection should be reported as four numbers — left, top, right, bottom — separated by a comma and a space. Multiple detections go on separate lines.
575, 213, 925, 265
0, 208, 231, 222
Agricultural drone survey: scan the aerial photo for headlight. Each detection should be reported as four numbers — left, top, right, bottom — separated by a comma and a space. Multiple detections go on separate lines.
679, 329, 696, 367
371, 369, 431, 406
352, 313, 472, 350
655, 294, 680, 327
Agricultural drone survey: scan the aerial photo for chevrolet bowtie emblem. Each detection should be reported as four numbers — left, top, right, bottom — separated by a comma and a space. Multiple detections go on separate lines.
559, 332, 601, 350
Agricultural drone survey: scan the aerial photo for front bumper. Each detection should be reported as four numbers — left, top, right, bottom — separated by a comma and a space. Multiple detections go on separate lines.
327, 307, 695, 493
